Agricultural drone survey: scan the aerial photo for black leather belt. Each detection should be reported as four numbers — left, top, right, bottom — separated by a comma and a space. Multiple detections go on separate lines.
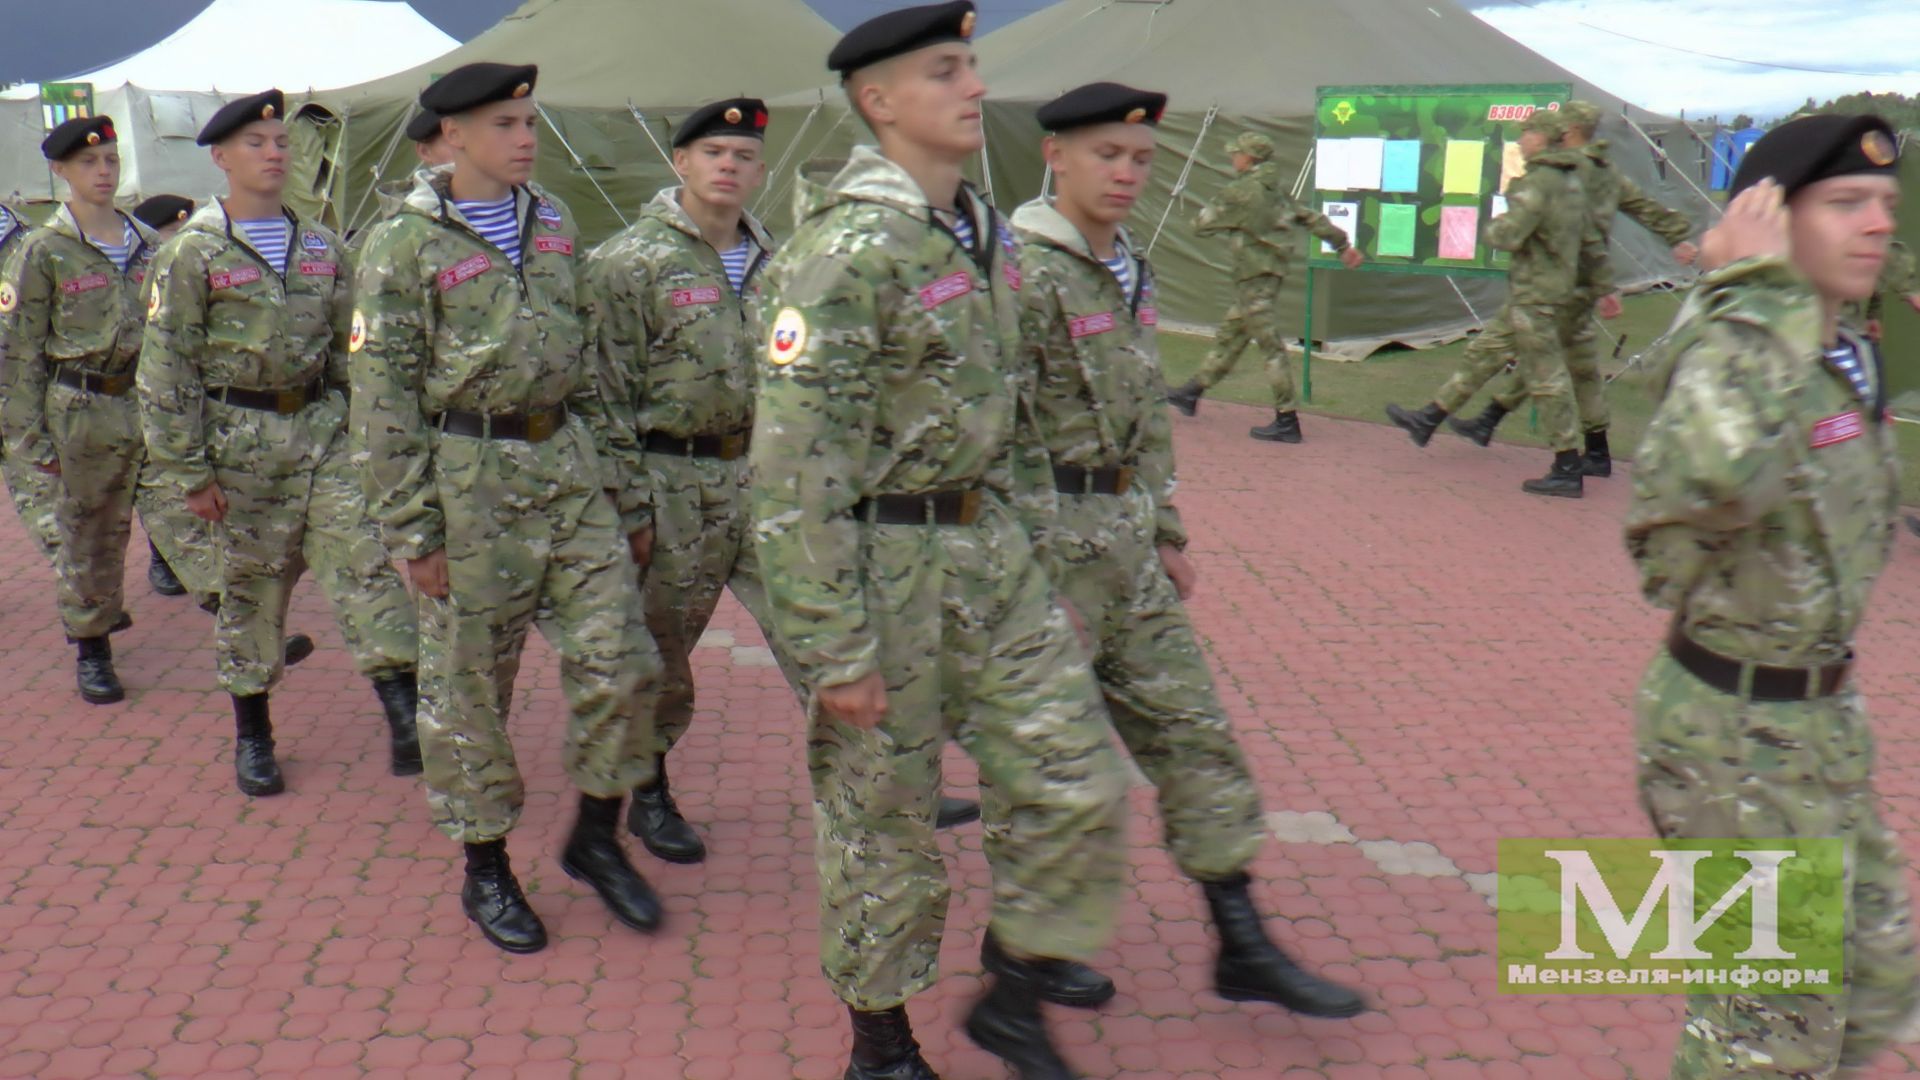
643, 430, 750, 461
433, 403, 568, 443
55, 366, 134, 397
853, 489, 984, 526
1666, 622, 1852, 702
207, 377, 327, 414
1054, 464, 1135, 495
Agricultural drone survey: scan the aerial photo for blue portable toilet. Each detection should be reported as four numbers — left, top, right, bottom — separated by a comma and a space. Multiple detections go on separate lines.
1712, 127, 1766, 189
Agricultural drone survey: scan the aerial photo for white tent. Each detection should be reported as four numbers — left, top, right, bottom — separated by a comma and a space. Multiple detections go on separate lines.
6, 0, 459, 98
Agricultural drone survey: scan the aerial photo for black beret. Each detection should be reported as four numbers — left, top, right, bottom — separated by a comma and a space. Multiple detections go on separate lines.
1037, 83, 1168, 133
132, 194, 194, 230
197, 90, 285, 146
405, 110, 444, 143
673, 98, 769, 148
1730, 113, 1900, 201
419, 63, 538, 116
828, 1, 975, 77
41, 115, 117, 161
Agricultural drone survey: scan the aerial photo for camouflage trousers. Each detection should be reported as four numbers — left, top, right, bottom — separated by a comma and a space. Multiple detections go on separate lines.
418, 421, 660, 844
1, 443, 61, 561
807, 502, 1129, 1009
205, 393, 417, 695
1192, 278, 1295, 410
1433, 300, 1578, 452
41, 382, 142, 638
139, 462, 218, 605
1637, 650, 1919, 1078
1488, 298, 1610, 433
1048, 486, 1264, 880
625, 451, 799, 762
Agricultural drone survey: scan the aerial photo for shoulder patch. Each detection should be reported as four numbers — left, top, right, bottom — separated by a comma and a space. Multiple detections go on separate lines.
301, 229, 329, 253
536, 199, 564, 229
349, 310, 367, 353
767, 307, 807, 366
147, 281, 161, 319
0, 282, 14, 314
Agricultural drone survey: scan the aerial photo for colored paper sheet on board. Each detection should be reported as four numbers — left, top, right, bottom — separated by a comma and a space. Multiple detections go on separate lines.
1381, 140, 1421, 193
1320, 201, 1358, 253
1490, 194, 1510, 219
1346, 137, 1385, 190
1315, 138, 1351, 190
1443, 139, 1485, 195
1500, 141, 1528, 193
1377, 203, 1417, 257
1439, 205, 1479, 259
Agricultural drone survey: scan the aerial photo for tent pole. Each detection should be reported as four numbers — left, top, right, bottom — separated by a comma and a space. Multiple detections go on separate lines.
624, 105, 681, 175
754, 99, 824, 217
540, 104, 629, 228
757, 108, 855, 223
1145, 103, 1217, 255
1617, 111, 1723, 220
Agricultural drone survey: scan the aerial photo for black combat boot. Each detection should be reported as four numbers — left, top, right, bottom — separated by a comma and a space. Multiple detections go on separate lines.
964, 947, 1080, 1080
1522, 449, 1586, 499
563, 793, 664, 932
108, 612, 133, 634
370, 671, 422, 776
935, 796, 980, 829
626, 755, 705, 864
75, 636, 124, 704
1582, 429, 1613, 478
1446, 402, 1509, 447
1202, 872, 1366, 1016
462, 839, 547, 953
231, 692, 284, 796
1165, 380, 1203, 417
983, 929, 1114, 1008
1249, 411, 1304, 444
844, 1005, 940, 1080
147, 540, 186, 596
1384, 402, 1447, 447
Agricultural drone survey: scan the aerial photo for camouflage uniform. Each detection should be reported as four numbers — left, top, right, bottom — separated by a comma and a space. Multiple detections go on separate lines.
0, 208, 166, 639
1190, 139, 1350, 409
138, 201, 418, 694
1485, 140, 1695, 430
1011, 198, 1262, 877
1627, 257, 1917, 1077
585, 187, 798, 760
752, 147, 1129, 1010
351, 170, 659, 843
1430, 145, 1587, 451
0, 201, 62, 559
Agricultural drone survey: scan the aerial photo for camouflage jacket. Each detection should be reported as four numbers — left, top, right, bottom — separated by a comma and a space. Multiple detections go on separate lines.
1576, 141, 1694, 300
0, 206, 160, 466
1486, 147, 1589, 306
138, 200, 350, 494
750, 146, 1055, 689
1195, 161, 1348, 283
351, 170, 619, 561
585, 186, 775, 531
1627, 257, 1898, 665
1012, 198, 1185, 551
0, 201, 29, 267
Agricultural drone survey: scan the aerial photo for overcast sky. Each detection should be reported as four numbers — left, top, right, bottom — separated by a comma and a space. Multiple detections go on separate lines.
2, 0, 1915, 122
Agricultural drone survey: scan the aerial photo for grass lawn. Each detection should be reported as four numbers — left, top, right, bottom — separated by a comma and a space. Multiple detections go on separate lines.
1158, 291, 1920, 505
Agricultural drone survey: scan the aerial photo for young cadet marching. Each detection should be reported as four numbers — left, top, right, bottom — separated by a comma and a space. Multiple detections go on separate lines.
352, 63, 666, 955
1010, 81, 1367, 1022
0, 116, 172, 703
1164, 132, 1363, 443
129, 193, 196, 599
0, 194, 64, 561
1627, 115, 1915, 1079
752, 5, 1131, 1078
1447, 99, 1699, 477
1384, 109, 1595, 497
138, 90, 423, 793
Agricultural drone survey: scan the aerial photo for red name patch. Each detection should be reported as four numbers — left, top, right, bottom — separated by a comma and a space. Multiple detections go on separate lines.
61, 273, 110, 295
437, 254, 493, 292
1810, 411, 1864, 449
208, 266, 262, 290
1139, 306, 1158, 326
534, 235, 574, 256
1069, 312, 1117, 339
299, 261, 337, 277
1003, 263, 1022, 291
919, 271, 973, 310
671, 286, 723, 308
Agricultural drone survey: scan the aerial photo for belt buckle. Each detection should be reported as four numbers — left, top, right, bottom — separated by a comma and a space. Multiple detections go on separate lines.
1113, 466, 1135, 495
276, 388, 303, 413
525, 409, 557, 442
719, 433, 746, 460
957, 489, 982, 525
